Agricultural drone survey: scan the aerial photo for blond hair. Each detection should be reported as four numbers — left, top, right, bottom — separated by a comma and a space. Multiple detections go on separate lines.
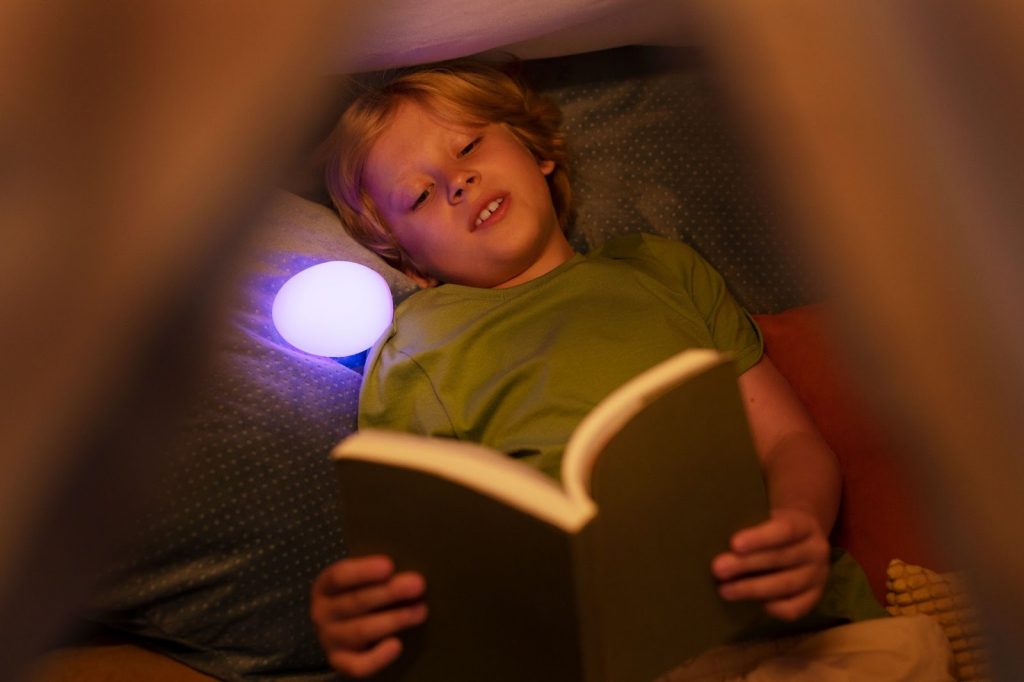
324, 60, 573, 280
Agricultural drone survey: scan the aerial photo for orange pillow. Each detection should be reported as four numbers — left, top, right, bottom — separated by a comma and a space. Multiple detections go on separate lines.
753, 304, 941, 602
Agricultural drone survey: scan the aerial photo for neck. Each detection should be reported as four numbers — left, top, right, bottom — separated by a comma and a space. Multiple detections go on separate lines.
494, 231, 575, 289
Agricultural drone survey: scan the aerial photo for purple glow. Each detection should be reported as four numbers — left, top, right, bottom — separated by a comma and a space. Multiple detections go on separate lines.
272, 261, 393, 357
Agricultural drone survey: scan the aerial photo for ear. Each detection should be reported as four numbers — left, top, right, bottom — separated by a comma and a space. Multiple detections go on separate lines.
538, 159, 555, 176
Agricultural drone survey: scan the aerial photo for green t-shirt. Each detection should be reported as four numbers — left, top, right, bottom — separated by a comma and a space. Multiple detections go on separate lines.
359, 233, 886, 632
360, 233, 763, 479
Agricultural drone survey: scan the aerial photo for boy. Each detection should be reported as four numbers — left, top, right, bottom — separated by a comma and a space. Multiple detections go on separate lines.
311, 61, 950, 679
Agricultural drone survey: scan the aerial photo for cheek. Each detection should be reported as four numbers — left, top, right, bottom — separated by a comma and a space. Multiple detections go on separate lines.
389, 221, 421, 253
389, 216, 441, 262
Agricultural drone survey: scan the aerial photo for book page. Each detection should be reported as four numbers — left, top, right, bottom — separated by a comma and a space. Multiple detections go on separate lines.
335, 430, 596, 531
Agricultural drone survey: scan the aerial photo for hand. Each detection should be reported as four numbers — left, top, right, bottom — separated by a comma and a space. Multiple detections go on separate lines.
711, 507, 830, 621
310, 555, 428, 678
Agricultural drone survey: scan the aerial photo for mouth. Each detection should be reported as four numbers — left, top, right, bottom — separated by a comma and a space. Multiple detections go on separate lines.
471, 194, 508, 231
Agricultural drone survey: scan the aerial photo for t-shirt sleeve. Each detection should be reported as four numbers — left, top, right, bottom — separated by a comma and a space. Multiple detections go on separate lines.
612, 233, 763, 373
358, 333, 456, 436
681, 242, 763, 373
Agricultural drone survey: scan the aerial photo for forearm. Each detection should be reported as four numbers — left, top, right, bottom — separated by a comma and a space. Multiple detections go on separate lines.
760, 430, 841, 536
728, 358, 839, 618
737, 357, 842, 537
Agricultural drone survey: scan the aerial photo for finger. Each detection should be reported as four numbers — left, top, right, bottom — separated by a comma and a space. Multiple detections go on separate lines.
320, 602, 429, 650
713, 546, 803, 581
327, 636, 403, 678
764, 587, 825, 622
730, 516, 813, 554
314, 556, 395, 596
712, 535, 830, 581
323, 571, 427, 619
718, 563, 824, 603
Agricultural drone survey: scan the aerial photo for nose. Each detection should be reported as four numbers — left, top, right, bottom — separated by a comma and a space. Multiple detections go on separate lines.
448, 170, 479, 203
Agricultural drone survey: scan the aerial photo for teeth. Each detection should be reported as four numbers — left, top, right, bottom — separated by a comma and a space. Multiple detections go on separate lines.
474, 196, 504, 226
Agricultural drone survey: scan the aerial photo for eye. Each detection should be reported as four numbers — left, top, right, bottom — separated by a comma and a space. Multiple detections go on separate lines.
458, 137, 482, 157
411, 185, 432, 210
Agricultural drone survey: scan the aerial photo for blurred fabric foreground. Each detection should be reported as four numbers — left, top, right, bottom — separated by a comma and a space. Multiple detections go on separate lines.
693, 2, 1024, 679
0, 2, 355, 676
1, 1, 1023, 679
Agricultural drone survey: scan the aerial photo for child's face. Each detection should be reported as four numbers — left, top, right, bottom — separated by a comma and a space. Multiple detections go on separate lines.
363, 100, 572, 288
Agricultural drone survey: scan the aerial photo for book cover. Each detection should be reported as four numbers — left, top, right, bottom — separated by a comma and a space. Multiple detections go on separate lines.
333, 349, 769, 681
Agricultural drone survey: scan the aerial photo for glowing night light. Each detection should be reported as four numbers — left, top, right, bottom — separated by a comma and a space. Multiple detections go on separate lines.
272, 261, 394, 357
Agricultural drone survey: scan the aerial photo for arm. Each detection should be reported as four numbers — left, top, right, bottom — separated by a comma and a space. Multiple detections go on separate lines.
711, 355, 840, 620
740, 355, 840, 534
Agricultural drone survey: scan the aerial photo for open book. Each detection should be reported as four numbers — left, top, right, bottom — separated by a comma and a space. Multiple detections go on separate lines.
332, 349, 769, 682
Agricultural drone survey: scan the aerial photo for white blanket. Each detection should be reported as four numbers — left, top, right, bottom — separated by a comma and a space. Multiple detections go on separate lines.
339, 0, 688, 71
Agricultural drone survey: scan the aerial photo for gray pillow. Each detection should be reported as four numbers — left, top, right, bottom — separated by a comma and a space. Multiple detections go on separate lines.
524, 46, 818, 313
87, 192, 413, 681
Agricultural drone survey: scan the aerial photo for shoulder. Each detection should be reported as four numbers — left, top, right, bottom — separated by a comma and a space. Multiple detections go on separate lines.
592, 233, 713, 282
594, 232, 704, 264
594, 232, 686, 256
360, 288, 445, 376
360, 288, 456, 429
386, 286, 473, 349
367, 284, 501, 376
